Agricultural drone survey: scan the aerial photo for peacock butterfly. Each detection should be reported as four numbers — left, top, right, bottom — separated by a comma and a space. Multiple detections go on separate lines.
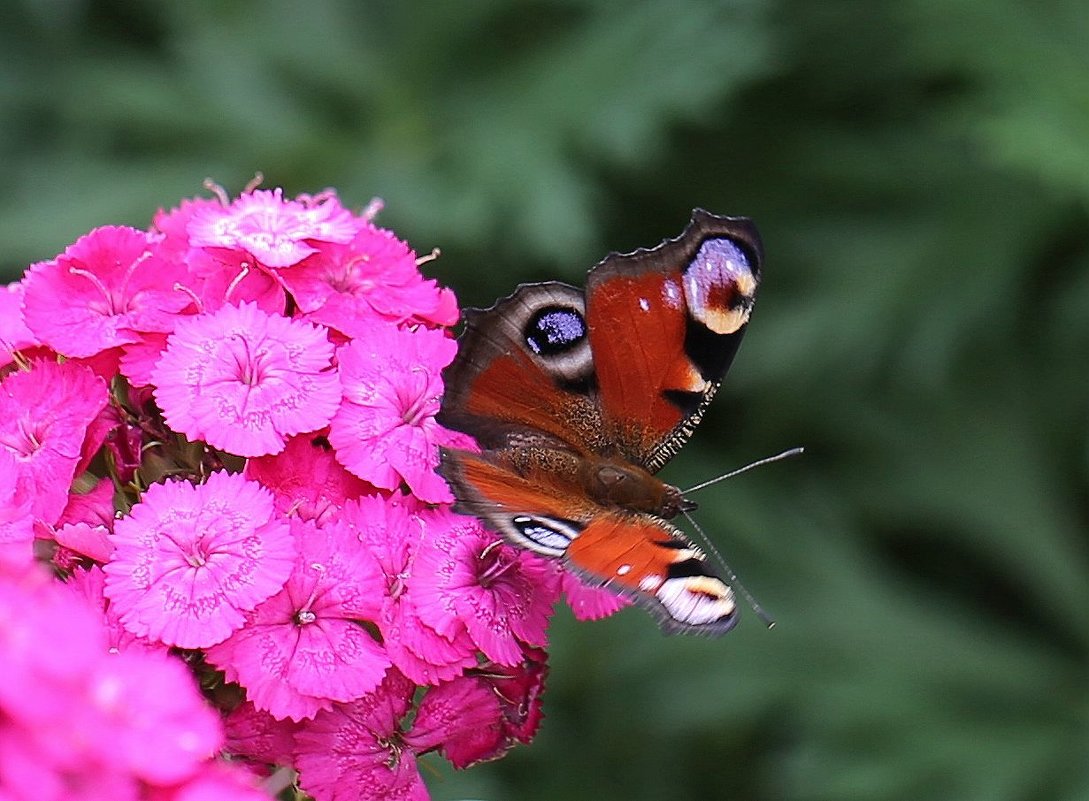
436, 209, 762, 635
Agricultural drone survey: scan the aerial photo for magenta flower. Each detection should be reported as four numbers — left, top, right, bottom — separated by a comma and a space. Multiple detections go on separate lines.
206, 517, 390, 722
329, 324, 463, 503
0, 563, 237, 799
341, 494, 477, 685
223, 701, 299, 767
185, 246, 287, 312
51, 521, 113, 567
412, 508, 558, 666
402, 674, 504, 768
0, 360, 108, 524
151, 303, 341, 457
67, 566, 162, 656
22, 225, 190, 358
281, 225, 458, 333
103, 471, 295, 648
294, 668, 429, 801
0, 563, 107, 728
68, 650, 223, 786
149, 761, 271, 801
0, 280, 39, 368
243, 432, 373, 524
560, 569, 631, 621
404, 650, 549, 770
0, 450, 34, 568
187, 188, 358, 269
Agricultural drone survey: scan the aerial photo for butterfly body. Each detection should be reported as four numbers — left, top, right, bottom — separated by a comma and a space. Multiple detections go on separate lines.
438, 210, 762, 635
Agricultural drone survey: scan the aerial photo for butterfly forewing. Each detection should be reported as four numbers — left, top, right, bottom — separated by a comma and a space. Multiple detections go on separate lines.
586, 210, 762, 471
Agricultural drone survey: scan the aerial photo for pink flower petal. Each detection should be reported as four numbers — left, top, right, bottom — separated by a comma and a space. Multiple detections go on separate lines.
404, 675, 502, 768
340, 494, 477, 684
223, 701, 299, 766
103, 471, 295, 648
281, 225, 459, 331
561, 568, 631, 620
0, 280, 39, 368
72, 650, 223, 785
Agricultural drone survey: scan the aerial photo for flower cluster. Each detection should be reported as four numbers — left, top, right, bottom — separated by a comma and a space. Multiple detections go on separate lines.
0, 186, 625, 800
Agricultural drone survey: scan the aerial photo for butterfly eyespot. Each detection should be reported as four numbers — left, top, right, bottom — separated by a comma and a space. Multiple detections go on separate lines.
683, 237, 757, 335
510, 514, 583, 557
524, 307, 587, 356
655, 576, 736, 626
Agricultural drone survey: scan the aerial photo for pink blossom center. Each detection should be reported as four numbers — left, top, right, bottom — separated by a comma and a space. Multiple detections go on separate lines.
397, 370, 433, 426
295, 609, 317, 625
476, 543, 517, 589
0, 416, 44, 457
387, 572, 408, 601
229, 336, 270, 386
184, 539, 212, 567
375, 735, 403, 770
68, 250, 151, 317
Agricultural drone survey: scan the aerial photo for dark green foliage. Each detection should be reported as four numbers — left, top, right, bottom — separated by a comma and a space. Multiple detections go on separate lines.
1, 1, 1084, 799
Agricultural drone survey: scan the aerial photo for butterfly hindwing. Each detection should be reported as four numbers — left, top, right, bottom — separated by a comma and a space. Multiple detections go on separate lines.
439, 447, 738, 635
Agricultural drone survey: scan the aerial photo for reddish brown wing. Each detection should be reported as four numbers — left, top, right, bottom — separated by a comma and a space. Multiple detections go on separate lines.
439, 447, 738, 635
587, 210, 762, 471
437, 282, 605, 455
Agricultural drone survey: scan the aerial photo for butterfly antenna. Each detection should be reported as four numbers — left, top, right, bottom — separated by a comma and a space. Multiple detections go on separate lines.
682, 510, 776, 629
682, 447, 804, 495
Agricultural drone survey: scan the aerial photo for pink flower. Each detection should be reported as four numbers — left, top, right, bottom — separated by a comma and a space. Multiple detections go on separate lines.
0, 280, 40, 368
412, 508, 558, 666
560, 569, 631, 621
0, 450, 34, 568
187, 188, 358, 269
103, 471, 295, 648
328, 325, 463, 502
58, 476, 117, 530
66, 566, 162, 656
51, 522, 113, 567
402, 675, 503, 769
184, 246, 287, 313
0, 563, 107, 728
151, 303, 341, 457
243, 432, 373, 524
147, 761, 270, 801
223, 701, 299, 767
469, 646, 549, 753
341, 495, 477, 685
206, 517, 390, 722
67, 650, 223, 785
294, 669, 428, 801
281, 225, 458, 332
0, 360, 108, 523
369, 648, 546, 773
151, 196, 223, 263
22, 225, 190, 358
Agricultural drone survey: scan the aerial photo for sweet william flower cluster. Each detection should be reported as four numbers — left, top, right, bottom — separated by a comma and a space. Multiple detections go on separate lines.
0, 186, 627, 801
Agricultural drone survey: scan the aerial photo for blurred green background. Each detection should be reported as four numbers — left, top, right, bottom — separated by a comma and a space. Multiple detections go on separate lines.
2, 1, 1085, 799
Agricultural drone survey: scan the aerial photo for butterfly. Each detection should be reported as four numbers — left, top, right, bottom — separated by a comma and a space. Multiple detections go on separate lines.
436, 210, 762, 635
